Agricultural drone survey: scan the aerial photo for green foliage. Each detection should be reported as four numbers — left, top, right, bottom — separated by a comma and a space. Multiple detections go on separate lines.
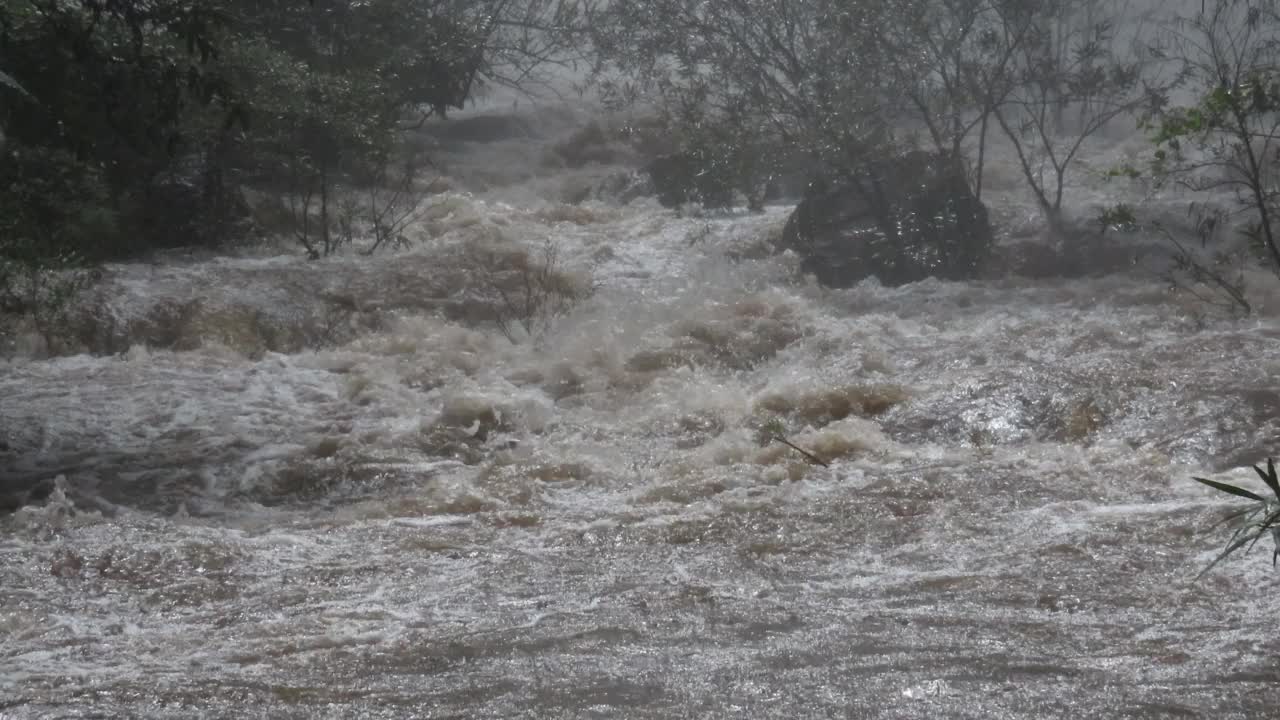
1193, 458, 1280, 580
594, 0, 1157, 232
0, 253, 97, 355
1096, 203, 1254, 315
1132, 0, 1280, 274
757, 417, 788, 446
0, 0, 468, 273
0, 146, 118, 255
0, 145, 110, 351
1096, 203, 1138, 231
0, 0, 243, 269
220, 34, 398, 176
0, 0, 593, 354
1100, 0, 1280, 316
0, 148, 103, 294
647, 98, 783, 210
592, 0, 903, 178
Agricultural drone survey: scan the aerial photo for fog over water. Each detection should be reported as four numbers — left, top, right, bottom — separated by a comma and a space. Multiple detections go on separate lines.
3, 94, 1280, 718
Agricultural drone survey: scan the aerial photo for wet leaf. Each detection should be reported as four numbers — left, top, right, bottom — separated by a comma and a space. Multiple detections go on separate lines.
1195, 533, 1255, 581
1253, 458, 1280, 500
0, 68, 28, 96
1244, 525, 1272, 554
1204, 505, 1260, 534
1193, 476, 1264, 502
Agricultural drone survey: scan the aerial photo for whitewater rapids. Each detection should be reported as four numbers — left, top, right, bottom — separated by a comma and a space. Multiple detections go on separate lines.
3, 102, 1280, 718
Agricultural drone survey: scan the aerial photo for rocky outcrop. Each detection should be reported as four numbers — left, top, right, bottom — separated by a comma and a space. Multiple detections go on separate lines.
778, 151, 993, 287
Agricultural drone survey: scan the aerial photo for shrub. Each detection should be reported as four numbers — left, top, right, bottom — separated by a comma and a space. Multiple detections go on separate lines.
464, 239, 591, 344
0, 0, 595, 264
0, 145, 110, 353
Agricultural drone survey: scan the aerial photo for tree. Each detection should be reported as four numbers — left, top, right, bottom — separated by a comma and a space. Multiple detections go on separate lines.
591, 0, 909, 186
1148, 0, 1280, 267
0, 0, 596, 349
0, 0, 243, 251
0, 0, 596, 262
591, 0, 1160, 220
874, 0, 1026, 201
987, 0, 1159, 233
1104, 0, 1280, 314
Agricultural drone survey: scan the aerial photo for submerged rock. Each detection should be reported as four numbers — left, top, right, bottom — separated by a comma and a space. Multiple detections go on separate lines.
0, 474, 54, 515
425, 114, 533, 144
778, 150, 994, 287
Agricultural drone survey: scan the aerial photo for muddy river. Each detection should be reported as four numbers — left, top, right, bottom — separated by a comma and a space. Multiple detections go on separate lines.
3, 103, 1280, 718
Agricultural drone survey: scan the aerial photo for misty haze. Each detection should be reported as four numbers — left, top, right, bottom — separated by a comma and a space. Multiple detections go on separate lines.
3, 0, 1280, 717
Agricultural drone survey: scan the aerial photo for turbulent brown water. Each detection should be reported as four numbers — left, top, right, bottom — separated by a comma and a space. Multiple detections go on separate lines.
4, 101, 1280, 719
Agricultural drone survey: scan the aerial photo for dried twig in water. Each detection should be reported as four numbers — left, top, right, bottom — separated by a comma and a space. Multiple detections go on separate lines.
773, 434, 829, 468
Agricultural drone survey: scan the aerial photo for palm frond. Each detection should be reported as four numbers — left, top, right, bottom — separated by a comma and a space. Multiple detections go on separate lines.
1193, 458, 1280, 580
1253, 458, 1280, 500
1193, 475, 1264, 501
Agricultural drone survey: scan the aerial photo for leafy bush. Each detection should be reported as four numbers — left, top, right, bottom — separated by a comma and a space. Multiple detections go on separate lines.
591, 0, 898, 183
0, 0, 593, 345
591, 0, 1159, 214
0, 145, 110, 353
645, 103, 783, 211
0, 0, 593, 258
464, 239, 591, 344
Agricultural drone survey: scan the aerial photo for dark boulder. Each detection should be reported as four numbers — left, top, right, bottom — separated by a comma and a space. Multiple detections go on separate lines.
0, 474, 54, 516
779, 151, 993, 287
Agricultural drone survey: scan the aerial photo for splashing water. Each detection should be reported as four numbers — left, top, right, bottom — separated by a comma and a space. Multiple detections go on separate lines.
3, 102, 1280, 718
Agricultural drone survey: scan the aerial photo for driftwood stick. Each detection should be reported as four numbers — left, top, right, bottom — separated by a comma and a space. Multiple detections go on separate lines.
773, 435, 829, 467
